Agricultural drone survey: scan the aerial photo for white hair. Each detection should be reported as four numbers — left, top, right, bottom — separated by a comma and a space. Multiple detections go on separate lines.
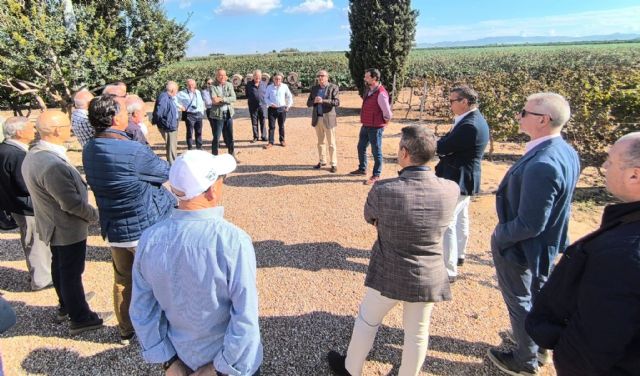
526, 92, 571, 128
617, 132, 640, 168
3, 117, 29, 139
253, 69, 262, 75
166, 81, 178, 92
127, 100, 144, 114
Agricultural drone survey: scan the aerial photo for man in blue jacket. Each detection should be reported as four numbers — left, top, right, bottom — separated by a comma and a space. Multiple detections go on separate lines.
488, 92, 580, 376
435, 85, 490, 281
526, 132, 640, 376
84, 94, 176, 345
152, 81, 182, 164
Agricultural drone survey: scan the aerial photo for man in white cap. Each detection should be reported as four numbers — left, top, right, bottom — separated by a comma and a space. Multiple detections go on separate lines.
130, 150, 263, 376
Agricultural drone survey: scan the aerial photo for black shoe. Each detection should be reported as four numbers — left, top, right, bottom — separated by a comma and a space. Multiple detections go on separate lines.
314, 163, 327, 169
119, 332, 136, 345
349, 169, 366, 176
56, 291, 96, 323
251, 138, 257, 143
449, 276, 457, 283
327, 351, 352, 376
487, 349, 539, 376
261, 138, 267, 141
457, 258, 465, 266
69, 312, 107, 335
330, 166, 337, 173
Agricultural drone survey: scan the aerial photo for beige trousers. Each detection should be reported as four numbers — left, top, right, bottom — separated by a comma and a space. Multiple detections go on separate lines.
315, 116, 337, 166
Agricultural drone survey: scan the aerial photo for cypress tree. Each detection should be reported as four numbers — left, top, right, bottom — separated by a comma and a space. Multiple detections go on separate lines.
346, 0, 418, 98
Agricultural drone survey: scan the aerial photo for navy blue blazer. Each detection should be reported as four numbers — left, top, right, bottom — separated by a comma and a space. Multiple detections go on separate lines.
492, 137, 580, 289
435, 110, 490, 196
152, 91, 178, 132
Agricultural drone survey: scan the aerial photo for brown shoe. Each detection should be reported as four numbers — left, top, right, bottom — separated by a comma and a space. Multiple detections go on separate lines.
280, 141, 287, 147
364, 176, 380, 185
263, 143, 273, 149
330, 166, 337, 173
349, 169, 366, 175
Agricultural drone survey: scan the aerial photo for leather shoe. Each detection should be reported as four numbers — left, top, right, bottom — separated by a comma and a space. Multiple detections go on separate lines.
457, 258, 465, 266
250, 138, 257, 143
487, 348, 539, 376
349, 169, 366, 176
364, 176, 380, 185
327, 351, 352, 376
330, 166, 337, 173
280, 141, 287, 147
263, 143, 273, 149
314, 163, 327, 169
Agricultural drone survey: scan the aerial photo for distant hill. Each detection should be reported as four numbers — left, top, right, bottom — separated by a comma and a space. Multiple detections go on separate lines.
416, 33, 640, 48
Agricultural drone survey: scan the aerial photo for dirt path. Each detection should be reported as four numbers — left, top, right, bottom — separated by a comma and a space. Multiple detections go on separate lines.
0, 91, 606, 375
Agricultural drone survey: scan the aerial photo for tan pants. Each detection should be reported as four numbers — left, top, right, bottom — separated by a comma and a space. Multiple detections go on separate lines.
159, 128, 177, 165
315, 116, 337, 167
111, 246, 135, 337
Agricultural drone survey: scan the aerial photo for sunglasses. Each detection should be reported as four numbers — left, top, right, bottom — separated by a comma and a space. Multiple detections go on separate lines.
520, 108, 552, 120
449, 97, 463, 104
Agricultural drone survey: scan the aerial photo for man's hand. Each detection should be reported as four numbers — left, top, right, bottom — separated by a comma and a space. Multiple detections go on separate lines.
213, 96, 223, 104
166, 359, 192, 376
269, 104, 278, 108
190, 363, 217, 376
314, 96, 323, 104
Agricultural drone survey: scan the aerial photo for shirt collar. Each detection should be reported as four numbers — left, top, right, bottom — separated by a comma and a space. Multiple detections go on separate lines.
38, 140, 68, 159
5, 139, 29, 152
398, 165, 430, 176
524, 134, 561, 154
453, 108, 476, 127
73, 109, 88, 116
170, 206, 225, 220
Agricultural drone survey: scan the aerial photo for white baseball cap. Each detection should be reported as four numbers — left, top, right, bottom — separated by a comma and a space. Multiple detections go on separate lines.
169, 150, 236, 201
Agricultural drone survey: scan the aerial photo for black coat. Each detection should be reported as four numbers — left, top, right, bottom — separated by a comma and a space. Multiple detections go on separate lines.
435, 110, 490, 196
526, 201, 640, 375
0, 141, 32, 215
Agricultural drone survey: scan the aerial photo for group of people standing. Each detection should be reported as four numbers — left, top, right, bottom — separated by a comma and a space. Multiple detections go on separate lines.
0, 67, 638, 376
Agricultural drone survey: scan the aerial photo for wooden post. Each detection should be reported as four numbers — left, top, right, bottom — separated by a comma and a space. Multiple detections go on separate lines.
391, 73, 397, 104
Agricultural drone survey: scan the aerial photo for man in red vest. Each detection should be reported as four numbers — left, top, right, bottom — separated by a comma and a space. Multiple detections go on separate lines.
349, 68, 393, 185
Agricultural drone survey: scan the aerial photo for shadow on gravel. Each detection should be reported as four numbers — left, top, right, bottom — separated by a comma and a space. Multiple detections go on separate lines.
1, 300, 119, 345
0, 237, 23, 262
225, 172, 366, 187
260, 311, 493, 375
235, 164, 315, 173
21, 345, 155, 376
254, 240, 369, 274
0, 266, 30, 292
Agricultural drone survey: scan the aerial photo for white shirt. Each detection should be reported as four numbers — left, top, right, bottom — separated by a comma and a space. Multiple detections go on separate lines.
265, 83, 294, 109
5, 139, 29, 152
453, 108, 477, 128
525, 134, 561, 154
38, 140, 68, 161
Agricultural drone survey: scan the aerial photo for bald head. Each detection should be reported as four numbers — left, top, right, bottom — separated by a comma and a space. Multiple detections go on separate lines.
36, 110, 71, 144
104, 82, 127, 97
74, 90, 94, 110
616, 132, 640, 169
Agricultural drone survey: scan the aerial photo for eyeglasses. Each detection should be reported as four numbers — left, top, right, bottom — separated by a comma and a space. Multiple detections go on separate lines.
449, 97, 463, 104
316, 74, 326, 77
520, 108, 552, 120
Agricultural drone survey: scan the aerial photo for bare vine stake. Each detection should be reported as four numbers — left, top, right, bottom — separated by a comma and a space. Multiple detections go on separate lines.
391, 73, 397, 105
419, 80, 428, 121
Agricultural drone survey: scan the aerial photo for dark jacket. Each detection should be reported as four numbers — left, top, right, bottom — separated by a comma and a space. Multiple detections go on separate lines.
435, 110, 490, 196
492, 137, 580, 293
526, 201, 640, 376
306, 83, 340, 128
0, 141, 32, 215
245, 80, 267, 110
364, 167, 459, 302
82, 129, 175, 243
152, 91, 178, 132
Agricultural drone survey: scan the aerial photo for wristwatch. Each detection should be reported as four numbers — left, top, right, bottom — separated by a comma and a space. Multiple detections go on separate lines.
162, 355, 179, 371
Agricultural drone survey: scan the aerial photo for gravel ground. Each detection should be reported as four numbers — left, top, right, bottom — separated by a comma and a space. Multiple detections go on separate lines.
0, 91, 605, 375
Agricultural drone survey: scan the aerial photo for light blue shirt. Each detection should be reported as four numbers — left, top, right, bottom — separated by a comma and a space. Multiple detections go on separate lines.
265, 83, 293, 109
130, 207, 263, 375
201, 89, 212, 109
177, 89, 206, 114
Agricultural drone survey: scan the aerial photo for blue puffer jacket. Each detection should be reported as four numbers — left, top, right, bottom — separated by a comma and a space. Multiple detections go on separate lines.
82, 129, 176, 243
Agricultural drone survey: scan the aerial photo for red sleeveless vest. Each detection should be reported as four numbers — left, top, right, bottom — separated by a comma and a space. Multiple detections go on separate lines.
360, 85, 387, 128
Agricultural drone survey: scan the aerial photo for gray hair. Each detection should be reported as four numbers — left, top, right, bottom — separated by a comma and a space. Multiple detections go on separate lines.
3, 116, 30, 139
451, 85, 479, 105
253, 69, 262, 76
126, 100, 144, 115
273, 72, 284, 79
617, 132, 640, 168
399, 124, 437, 165
166, 81, 178, 92
526, 92, 571, 128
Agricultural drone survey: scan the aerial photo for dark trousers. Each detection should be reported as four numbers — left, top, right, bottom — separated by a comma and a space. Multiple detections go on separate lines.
50, 240, 92, 323
250, 106, 267, 140
211, 114, 234, 155
268, 107, 287, 144
357, 126, 384, 176
184, 113, 203, 150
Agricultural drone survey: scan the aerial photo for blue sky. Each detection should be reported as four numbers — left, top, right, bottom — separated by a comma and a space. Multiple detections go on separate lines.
160, 0, 640, 56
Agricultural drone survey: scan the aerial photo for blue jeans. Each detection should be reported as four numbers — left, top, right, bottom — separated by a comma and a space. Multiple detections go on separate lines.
357, 126, 384, 176
491, 246, 539, 370
0, 296, 16, 334
211, 115, 234, 155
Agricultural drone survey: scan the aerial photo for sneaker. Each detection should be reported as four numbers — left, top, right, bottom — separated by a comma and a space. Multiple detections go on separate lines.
327, 351, 352, 376
330, 166, 337, 173
55, 291, 96, 323
487, 349, 539, 376
263, 143, 273, 149
251, 138, 257, 143
364, 176, 380, 185
457, 258, 465, 267
348, 169, 366, 176
69, 312, 107, 335
119, 332, 136, 346
449, 276, 457, 283
314, 163, 327, 169
505, 330, 551, 365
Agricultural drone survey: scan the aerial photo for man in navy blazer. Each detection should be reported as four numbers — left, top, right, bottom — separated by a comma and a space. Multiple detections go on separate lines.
487, 93, 580, 376
152, 81, 181, 164
435, 85, 489, 281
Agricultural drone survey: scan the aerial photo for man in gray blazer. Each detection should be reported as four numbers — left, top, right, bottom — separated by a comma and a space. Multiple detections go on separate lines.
22, 110, 106, 335
307, 70, 340, 172
328, 125, 459, 376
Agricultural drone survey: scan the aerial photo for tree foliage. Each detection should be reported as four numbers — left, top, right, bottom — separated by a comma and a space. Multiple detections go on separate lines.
0, 0, 191, 112
346, 0, 418, 97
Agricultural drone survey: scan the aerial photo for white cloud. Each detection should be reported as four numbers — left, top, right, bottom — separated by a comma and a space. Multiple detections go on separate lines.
417, 6, 640, 43
215, 0, 281, 15
187, 39, 212, 56
285, 0, 333, 14
178, 0, 191, 9
339, 24, 350, 30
